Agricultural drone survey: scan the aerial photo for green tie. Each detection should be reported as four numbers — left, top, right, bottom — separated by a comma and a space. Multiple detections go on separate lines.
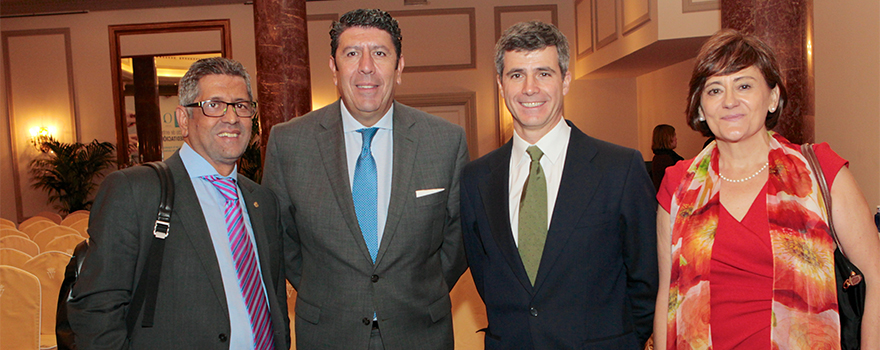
519, 145, 547, 285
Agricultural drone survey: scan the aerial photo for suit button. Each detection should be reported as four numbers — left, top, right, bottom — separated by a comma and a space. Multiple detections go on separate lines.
529, 307, 538, 317
219, 333, 228, 342
371, 274, 379, 283
362, 317, 371, 325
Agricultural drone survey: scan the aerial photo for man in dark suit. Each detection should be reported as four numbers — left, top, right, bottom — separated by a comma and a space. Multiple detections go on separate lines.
69, 57, 290, 349
262, 9, 468, 350
460, 21, 657, 349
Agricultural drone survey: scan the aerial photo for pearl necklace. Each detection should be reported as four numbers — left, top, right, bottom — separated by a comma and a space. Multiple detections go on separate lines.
719, 162, 769, 183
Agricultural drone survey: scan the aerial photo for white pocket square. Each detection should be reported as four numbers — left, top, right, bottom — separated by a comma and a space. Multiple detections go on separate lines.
415, 188, 445, 198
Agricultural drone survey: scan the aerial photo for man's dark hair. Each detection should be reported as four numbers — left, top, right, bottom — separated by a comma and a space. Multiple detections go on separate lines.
329, 9, 402, 62
495, 21, 570, 76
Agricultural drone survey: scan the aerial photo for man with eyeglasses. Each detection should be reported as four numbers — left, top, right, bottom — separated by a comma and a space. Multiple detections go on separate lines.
69, 57, 290, 349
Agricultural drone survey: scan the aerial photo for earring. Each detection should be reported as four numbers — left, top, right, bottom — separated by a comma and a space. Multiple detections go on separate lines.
769, 106, 777, 113
697, 113, 706, 122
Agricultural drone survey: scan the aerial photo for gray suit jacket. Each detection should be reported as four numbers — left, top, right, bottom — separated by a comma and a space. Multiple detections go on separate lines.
263, 100, 469, 350
68, 151, 290, 349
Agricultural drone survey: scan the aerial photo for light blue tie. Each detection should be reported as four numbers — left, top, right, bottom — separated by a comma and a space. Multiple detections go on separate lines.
353, 127, 379, 262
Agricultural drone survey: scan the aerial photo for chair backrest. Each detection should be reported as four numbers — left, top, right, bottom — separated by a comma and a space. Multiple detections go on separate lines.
0, 266, 41, 350
60, 213, 89, 227
33, 226, 80, 252
21, 220, 57, 240
44, 234, 86, 256
0, 217, 15, 229
0, 228, 28, 239
69, 219, 89, 238
19, 216, 51, 230
0, 235, 39, 257
23, 251, 72, 336
0, 248, 32, 268
36, 211, 63, 225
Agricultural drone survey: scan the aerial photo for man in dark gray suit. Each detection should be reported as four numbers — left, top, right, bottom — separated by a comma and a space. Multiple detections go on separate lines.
262, 9, 468, 350
69, 57, 290, 349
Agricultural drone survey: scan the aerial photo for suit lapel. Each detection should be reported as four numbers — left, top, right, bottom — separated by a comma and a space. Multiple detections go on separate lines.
532, 124, 602, 291
479, 142, 535, 293
165, 153, 228, 311
316, 101, 375, 264
376, 102, 417, 266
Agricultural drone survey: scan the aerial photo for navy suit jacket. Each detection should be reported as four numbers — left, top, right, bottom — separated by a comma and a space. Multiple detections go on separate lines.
461, 121, 658, 349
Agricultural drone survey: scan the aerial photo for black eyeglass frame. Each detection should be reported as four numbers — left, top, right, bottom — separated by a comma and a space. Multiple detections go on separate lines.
183, 100, 258, 118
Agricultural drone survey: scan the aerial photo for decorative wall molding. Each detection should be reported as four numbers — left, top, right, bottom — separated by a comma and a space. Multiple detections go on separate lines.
396, 92, 478, 160
2, 28, 78, 222
622, 0, 650, 35
594, 0, 618, 50
493, 5, 559, 41
575, 0, 595, 59
388, 8, 476, 73
682, 0, 720, 13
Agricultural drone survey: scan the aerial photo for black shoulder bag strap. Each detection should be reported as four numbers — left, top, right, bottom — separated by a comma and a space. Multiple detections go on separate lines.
125, 161, 174, 337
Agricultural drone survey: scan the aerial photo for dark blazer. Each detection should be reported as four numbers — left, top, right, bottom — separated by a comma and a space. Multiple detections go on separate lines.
68, 151, 290, 349
262, 100, 469, 350
461, 121, 658, 349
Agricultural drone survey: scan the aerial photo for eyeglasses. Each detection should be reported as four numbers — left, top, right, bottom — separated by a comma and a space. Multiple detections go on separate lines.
184, 100, 258, 118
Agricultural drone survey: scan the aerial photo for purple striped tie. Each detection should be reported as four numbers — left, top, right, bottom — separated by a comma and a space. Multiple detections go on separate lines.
204, 175, 274, 350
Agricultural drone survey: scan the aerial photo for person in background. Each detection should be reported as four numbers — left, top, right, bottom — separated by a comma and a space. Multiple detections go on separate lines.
654, 29, 880, 349
651, 124, 684, 191
262, 8, 468, 350
69, 57, 289, 349
461, 21, 657, 349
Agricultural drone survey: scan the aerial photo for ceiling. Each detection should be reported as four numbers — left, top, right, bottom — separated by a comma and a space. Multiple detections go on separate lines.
1, 0, 320, 17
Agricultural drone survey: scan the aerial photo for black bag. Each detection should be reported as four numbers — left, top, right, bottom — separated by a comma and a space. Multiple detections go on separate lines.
55, 161, 174, 348
802, 144, 866, 350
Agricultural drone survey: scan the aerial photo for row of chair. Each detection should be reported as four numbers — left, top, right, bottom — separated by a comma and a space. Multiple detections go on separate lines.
1, 250, 77, 349
1, 223, 87, 255
0, 210, 90, 230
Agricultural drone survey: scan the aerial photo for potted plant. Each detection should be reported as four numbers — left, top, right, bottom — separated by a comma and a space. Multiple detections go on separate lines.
29, 139, 116, 214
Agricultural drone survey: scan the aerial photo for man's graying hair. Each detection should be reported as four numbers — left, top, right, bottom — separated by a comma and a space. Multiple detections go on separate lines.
494, 21, 570, 76
330, 9, 403, 62
178, 57, 253, 110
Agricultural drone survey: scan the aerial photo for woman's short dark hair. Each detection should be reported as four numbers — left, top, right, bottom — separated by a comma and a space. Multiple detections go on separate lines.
685, 28, 788, 137
652, 124, 676, 150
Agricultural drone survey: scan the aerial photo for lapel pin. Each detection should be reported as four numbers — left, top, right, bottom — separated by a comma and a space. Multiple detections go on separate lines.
253, 201, 259, 208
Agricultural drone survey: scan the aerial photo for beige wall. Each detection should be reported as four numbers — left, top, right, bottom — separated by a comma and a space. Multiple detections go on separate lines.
814, 0, 880, 209
636, 58, 704, 161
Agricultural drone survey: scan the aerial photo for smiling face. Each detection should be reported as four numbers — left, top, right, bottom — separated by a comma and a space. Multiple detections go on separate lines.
700, 66, 780, 143
330, 26, 404, 126
176, 74, 252, 176
498, 47, 571, 144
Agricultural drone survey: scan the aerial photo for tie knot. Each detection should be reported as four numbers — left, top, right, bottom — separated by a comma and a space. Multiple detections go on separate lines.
203, 175, 238, 202
526, 145, 543, 162
357, 127, 379, 152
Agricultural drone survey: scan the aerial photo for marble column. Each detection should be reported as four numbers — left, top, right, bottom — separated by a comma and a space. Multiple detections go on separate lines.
722, 0, 813, 144
253, 0, 312, 156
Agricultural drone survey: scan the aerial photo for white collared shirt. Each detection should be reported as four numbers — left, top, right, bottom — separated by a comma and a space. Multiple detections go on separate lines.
341, 104, 394, 245
508, 118, 571, 246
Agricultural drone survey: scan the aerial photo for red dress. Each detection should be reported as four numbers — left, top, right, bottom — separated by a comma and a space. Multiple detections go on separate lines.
657, 143, 847, 349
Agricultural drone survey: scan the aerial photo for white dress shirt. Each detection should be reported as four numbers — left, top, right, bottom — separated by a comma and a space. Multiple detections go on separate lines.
342, 104, 394, 245
508, 118, 571, 246
179, 143, 268, 349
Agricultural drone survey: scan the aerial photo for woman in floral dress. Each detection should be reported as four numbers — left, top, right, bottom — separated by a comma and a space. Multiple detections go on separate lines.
653, 29, 880, 349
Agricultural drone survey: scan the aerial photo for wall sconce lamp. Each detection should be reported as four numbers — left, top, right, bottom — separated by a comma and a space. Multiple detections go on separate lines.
29, 126, 56, 152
